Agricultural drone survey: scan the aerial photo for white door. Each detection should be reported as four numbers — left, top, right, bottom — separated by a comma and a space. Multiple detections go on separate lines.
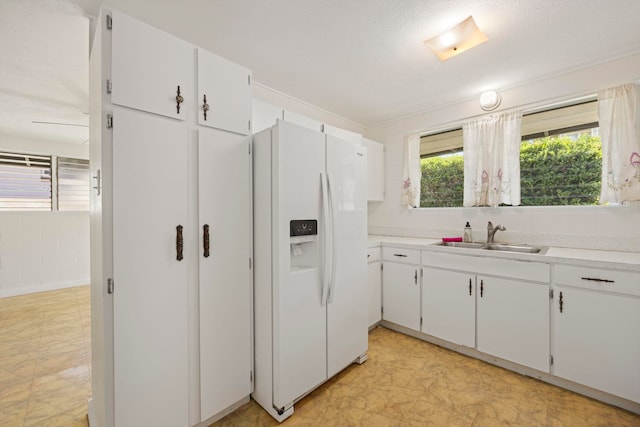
477, 276, 549, 372
554, 287, 640, 403
111, 10, 191, 120
382, 262, 421, 331
112, 106, 189, 427
273, 121, 327, 409
325, 135, 368, 378
422, 268, 475, 348
197, 48, 251, 135
368, 260, 382, 327
198, 129, 252, 420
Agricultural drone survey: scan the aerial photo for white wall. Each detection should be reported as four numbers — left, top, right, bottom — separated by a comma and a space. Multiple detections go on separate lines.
366, 52, 640, 252
253, 81, 365, 135
0, 135, 90, 297
0, 211, 90, 297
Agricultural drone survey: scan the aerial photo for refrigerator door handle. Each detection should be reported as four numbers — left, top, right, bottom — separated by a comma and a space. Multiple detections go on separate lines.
320, 171, 330, 306
327, 172, 337, 303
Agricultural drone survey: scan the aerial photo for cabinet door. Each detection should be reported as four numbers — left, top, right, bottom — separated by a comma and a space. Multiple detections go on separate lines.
197, 48, 251, 135
477, 276, 549, 372
111, 10, 191, 120
422, 268, 475, 348
112, 106, 189, 426
554, 287, 640, 403
363, 138, 384, 201
198, 129, 252, 420
382, 262, 421, 331
368, 260, 382, 327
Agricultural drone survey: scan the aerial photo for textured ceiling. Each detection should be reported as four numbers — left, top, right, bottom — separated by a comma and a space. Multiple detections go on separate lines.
2, 0, 640, 145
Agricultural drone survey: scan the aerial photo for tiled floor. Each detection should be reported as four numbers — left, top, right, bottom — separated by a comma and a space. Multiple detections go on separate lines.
2, 287, 639, 427
214, 327, 640, 426
0, 286, 91, 427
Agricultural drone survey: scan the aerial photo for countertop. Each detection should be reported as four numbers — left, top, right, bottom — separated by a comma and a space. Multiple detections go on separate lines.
368, 235, 640, 272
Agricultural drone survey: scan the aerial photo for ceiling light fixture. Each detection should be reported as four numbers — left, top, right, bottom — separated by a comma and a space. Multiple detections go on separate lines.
479, 90, 501, 111
424, 16, 488, 61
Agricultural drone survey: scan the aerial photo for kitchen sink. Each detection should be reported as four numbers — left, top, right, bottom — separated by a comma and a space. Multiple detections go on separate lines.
435, 241, 544, 254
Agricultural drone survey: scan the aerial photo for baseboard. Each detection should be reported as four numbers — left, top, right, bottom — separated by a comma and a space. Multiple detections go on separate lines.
0, 279, 89, 298
87, 398, 97, 427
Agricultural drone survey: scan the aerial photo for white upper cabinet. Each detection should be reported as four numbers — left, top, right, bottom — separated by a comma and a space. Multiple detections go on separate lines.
323, 124, 362, 145
197, 48, 251, 135
252, 99, 283, 133
111, 10, 192, 120
362, 138, 384, 201
282, 109, 323, 132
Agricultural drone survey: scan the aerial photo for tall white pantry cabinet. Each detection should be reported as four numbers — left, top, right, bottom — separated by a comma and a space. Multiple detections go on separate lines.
89, 9, 253, 427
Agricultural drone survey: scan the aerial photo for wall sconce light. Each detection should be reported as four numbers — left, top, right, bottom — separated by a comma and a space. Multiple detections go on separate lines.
479, 90, 501, 111
424, 16, 488, 61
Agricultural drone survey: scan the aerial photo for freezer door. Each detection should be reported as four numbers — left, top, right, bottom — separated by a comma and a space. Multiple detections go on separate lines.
325, 134, 369, 378
272, 121, 328, 409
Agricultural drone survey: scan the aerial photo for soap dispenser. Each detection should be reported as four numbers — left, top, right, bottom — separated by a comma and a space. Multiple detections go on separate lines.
463, 222, 472, 243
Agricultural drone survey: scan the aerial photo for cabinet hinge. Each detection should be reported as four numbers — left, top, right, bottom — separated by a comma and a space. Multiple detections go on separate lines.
106, 14, 113, 30
106, 114, 113, 129
420, 317, 423, 327
381, 306, 383, 315
248, 75, 251, 85
420, 268, 423, 278
380, 264, 383, 271
249, 257, 252, 269
549, 355, 554, 366
107, 278, 114, 294
106, 79, 112, 94
250, 371, 253, 382
248, 120, 251, 132
549, 289, 554, 299
248, 142, 251, 154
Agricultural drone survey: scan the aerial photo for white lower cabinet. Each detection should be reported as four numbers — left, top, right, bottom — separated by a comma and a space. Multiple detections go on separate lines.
367, 247, 382, 327
476, 276, 550, 372
553, 266, 640, 403
382, 248, 421, 331
421, 267, 475, 348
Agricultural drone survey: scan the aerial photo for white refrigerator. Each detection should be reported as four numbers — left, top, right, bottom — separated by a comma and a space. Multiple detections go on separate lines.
252, 120, 368, 422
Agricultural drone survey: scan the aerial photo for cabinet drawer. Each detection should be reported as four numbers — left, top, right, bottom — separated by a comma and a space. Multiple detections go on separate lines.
382, 247, 420, 264
367, 247, 381, 263
554, 265, 640, 297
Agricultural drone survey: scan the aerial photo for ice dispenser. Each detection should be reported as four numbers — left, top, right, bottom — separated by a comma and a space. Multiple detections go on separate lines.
289, 219, 318, 271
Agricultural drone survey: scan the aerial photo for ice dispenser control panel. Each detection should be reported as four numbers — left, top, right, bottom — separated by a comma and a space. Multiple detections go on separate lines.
290, 219, 317, 237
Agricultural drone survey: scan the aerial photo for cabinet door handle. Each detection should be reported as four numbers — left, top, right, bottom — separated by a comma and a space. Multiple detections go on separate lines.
480, 279, 484, 298
176, 85, 184, 114
469, 278, 472, 296
203, 224, 210, 258
202, 94, 209, 121
176, 225, 184, 261
414, 270, 418, 285
393, 253, 408, 258
559, 291, 563, 313
581, 277, 614, 283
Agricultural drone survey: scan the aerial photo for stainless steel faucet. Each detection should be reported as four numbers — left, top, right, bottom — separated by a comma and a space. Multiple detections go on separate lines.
487, 221, 506, 244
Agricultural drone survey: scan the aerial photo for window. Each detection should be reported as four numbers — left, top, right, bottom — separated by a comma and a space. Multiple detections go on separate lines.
0, 152, 52, 211
419, 99, 602, 208
0, 151, 90, 212
57, 157, 90, 211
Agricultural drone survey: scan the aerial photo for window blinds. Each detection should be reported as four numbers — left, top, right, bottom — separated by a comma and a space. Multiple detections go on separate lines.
57, 157, 90, 211
0, 152, 52, 211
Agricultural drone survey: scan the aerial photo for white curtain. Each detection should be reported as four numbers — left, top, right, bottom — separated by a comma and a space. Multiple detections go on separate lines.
401, 133, 420, 208
598, 83, 640, 204
463, 110, 523, 207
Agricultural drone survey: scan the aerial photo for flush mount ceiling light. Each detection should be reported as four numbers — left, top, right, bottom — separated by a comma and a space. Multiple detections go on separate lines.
479, 90, 501, 110
424, 16, 488, 61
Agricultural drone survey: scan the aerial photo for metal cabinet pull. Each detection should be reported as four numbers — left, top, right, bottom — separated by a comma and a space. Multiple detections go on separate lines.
559, 291, 563, 313
480, 279, 484, 298
414, 270, 418, 285
469, 278, 472, 296
581, 277, 614, 283
176, 225, 184, 261
203, 224, 210, 258
202, 94, 210, 120
393, 253, 408, 257
176, 86, 184, 114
